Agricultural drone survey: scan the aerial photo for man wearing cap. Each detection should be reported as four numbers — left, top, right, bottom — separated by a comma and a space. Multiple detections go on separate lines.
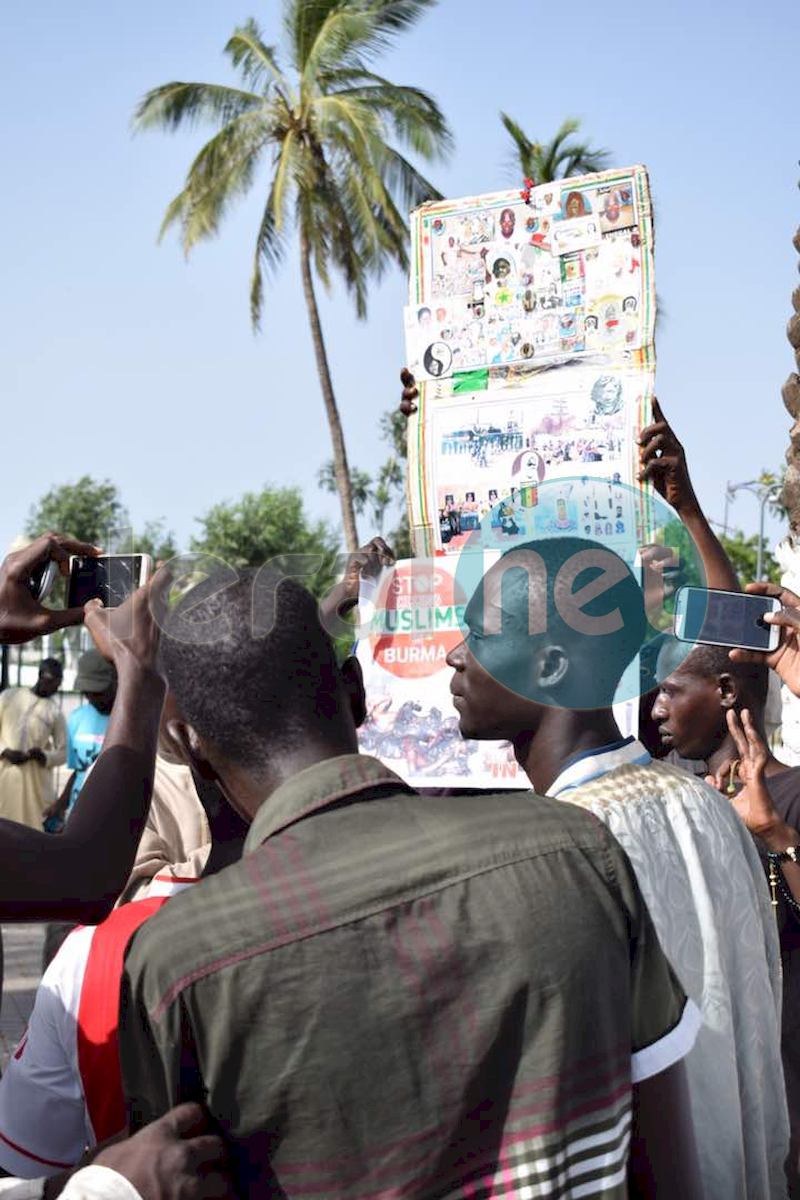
44, 650, 117, 832
0, 658, 66, 829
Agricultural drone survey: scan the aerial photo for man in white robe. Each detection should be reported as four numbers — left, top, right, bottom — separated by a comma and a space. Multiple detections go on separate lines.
0, 659, 66, 828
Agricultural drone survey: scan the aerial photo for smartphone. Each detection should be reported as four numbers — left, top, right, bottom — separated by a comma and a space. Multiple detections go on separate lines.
67, 555, 151, 608
674, 586, 781, 652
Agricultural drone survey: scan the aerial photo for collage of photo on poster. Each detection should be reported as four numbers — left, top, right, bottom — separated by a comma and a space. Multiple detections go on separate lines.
431, 366, 643, 555
405, 172, 649, 382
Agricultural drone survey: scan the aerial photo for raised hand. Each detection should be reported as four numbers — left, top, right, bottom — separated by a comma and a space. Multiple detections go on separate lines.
638, 399, 699, 516
400, 367, 418, 416
341, 536, 395, 590
730, 582, 800, 697
705, 708, 779, 839
83, 566, 171, 683
0, 533, 101, 645
321, 538, 395, 635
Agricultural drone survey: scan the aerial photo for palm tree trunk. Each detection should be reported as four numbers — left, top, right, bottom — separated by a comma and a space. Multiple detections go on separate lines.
299, 231, 359, 552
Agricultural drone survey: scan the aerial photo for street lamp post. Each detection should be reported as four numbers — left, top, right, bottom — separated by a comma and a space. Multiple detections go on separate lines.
725, 479, 781, 580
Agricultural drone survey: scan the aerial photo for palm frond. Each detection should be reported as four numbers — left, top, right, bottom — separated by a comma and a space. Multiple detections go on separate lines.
499, 111, 532, 160
159, 111, 270, 252
249, 154, 293, 328
560, 144, 611, 178
501, 113, 610, 185
548, 118, 581, 160
301, 8, 378, 85
376, 142, 442, 212
285, 0, 343, 72
133, 81, 262, 132
326, 78, 452, 159
224, 19, 287, 95
300, 0, 439, 85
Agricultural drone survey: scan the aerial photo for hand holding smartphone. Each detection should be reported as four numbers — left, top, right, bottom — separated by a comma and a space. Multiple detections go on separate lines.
67, 555, 152, 609
674, 586, 782, 652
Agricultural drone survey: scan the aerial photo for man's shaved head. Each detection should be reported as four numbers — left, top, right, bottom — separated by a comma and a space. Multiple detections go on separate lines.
160, 568, 344, 769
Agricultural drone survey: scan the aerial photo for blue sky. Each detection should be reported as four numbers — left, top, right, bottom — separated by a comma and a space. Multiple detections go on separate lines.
1, 0, 798, 557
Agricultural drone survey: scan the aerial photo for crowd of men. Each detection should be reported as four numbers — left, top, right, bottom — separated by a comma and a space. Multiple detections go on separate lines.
0, 387, 800, 1198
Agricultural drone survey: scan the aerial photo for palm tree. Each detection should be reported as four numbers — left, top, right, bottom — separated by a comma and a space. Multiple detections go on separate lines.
135, 2, 451, 551
500, 114, 609, 185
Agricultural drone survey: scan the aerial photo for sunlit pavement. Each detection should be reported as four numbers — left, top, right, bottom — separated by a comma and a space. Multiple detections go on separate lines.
0, 925, 44, 1070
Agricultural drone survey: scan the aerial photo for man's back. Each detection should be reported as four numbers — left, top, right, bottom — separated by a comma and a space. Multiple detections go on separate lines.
121, 755, 696, 1198
551, 745, 789, 1199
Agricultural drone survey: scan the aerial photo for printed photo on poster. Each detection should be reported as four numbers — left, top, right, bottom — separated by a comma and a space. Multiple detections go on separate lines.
355, 559, 527, 788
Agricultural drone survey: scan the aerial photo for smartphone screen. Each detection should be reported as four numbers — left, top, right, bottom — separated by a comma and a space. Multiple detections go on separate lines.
677, 587, 776, 650
68, 556, 145, 608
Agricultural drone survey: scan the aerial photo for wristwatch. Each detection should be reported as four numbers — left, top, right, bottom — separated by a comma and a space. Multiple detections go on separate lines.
767, 845, 800, 864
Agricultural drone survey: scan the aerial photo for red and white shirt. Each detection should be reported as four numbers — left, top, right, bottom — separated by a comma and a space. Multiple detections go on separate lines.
0, 879, 193, 1178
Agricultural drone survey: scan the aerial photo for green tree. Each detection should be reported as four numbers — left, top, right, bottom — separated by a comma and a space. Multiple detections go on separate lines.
316, 463, 374, 517
191, 484, 341, 596
27, 478, 178, 560
718, 530, 780, 586
135, 2, 451, 553
500, 115, 610, 185
27, 477, 125, 547
134, 520, 179, 562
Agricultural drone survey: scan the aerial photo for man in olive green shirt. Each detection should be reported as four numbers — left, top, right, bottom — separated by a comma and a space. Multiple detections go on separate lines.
119, 568, 702, 1198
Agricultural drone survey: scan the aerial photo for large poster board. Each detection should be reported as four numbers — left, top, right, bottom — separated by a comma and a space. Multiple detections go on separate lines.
354, 167, 655, 789
403, 166, 656, 556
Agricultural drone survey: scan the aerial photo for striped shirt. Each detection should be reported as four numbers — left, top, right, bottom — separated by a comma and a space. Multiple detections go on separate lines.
120, 753, 699, 1198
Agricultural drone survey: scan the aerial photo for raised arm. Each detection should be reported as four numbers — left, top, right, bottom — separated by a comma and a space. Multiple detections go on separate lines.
0, 574, 167, 922
639, 398, 739, 592
319, 537, 395, 637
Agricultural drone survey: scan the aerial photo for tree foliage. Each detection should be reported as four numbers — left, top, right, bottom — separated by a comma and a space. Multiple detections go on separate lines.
500, 115, 610, 185
27, 477, 125, 548
134, 520, 179, 562
26, 478, 176, 559
191, 484, 341, 596
718, 530, 780, 586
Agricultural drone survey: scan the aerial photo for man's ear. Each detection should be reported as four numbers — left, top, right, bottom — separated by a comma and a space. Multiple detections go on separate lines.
340, 656, 367, 729
166, 718, 216, 781
718, 672, 739, 710
533, 644, 569, 692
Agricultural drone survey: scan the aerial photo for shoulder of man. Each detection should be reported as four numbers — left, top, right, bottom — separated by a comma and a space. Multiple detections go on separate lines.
122, 862, 243, 992
123, 791, 623, 1008
444, 787, 615, 848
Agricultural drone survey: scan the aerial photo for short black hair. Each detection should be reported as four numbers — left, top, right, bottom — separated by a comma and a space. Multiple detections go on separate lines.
39, 658, 62, 677
467, 537, 646, 710
160, 567, 342, 767
679, 644, 769, 712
